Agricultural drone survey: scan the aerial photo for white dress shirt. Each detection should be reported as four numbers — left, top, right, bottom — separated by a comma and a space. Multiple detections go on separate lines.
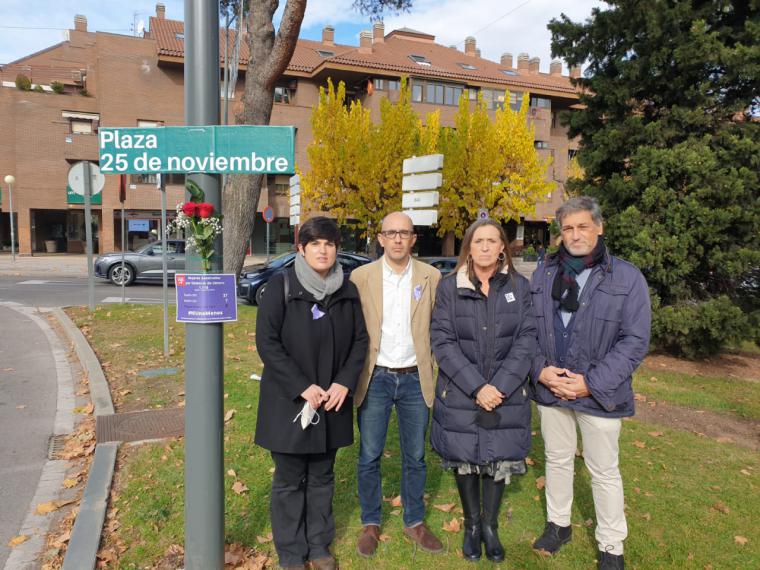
375, 257, 417, 368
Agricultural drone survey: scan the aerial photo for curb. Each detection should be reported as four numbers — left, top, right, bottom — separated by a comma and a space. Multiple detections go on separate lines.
52, 308, 115, 416
52, 308, 118, 570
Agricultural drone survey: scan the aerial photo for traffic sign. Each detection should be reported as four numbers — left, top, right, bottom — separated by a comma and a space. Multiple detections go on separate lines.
402, 191, 440, 209
405, 209, 438, 226
478, 208, 489, 220
262, 206, 275, 223
68, 161, 105, 195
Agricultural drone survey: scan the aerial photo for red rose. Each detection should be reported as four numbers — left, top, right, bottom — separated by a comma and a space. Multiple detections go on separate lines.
181, 202, 198, 217
197, 202, 215, 219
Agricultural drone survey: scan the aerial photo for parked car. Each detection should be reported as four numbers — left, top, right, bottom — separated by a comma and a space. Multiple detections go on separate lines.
419, 256, 458, 276
238, 251, 371, 305
94, 240, 186, 286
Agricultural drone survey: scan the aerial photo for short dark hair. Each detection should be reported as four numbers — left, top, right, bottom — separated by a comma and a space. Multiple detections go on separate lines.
298, 216, 341, 248
556, 196, 604, 226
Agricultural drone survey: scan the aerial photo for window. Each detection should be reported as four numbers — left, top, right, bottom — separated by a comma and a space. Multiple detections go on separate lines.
63, 111, 99, 134
530, 96, 551, 109
317, 50, 335, 58
374, 78, 385, 90
468, 88, 478, 101
420, 80, 464, 106
132, 173, 158, 185
568, 149, 578, 160
175, 32, 184, 40
274, 183, 289, 196
409, 54, 431, 66
71, 120, 92, 134
388, 80, 400, 91
500, 69, 518, 76
535, 141, 549, 149
274, 86, 290, 104
165, 173, 185, 185
458, 62, 477, 70
412, 84, 423, 102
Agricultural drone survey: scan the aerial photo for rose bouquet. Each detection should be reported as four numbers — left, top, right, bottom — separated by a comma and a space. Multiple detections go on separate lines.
168, 180, 223, 273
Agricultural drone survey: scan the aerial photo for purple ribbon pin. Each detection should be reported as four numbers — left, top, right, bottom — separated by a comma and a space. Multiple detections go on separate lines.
311, 303, 326, 320
413, 284, 423, 301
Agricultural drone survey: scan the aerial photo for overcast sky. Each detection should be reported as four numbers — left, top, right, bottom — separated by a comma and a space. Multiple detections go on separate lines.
1, 0, 604, 73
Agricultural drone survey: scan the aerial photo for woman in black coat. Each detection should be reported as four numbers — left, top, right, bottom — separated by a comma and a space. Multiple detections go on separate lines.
430, 219, 537, 563
255, 217, 368, 570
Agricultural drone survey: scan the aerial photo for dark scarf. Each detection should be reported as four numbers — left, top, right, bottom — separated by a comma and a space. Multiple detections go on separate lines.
551, 237, 607, 312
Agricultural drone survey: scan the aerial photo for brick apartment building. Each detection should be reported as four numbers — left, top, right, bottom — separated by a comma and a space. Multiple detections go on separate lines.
0, 3, 579, 256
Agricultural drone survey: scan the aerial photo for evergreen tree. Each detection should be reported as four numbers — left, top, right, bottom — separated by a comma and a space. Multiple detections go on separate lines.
550, 0, 760, 358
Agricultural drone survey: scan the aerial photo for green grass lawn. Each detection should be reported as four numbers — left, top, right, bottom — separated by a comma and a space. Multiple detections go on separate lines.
76, 305, 759, 569
634, 368, 760, 420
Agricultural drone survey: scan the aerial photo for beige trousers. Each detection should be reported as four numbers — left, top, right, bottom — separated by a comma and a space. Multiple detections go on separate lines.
538, 405, 627, 555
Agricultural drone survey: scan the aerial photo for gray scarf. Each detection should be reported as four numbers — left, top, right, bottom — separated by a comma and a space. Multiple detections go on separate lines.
294, 252, 344, 301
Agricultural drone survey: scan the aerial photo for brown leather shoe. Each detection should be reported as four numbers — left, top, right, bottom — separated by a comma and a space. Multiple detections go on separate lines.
357, 524, 380, 557
309, 556, 337, 570
403, 523, 444, 553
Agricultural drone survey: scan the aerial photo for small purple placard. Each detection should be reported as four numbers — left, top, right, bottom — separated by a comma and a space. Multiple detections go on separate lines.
175, 273, 238, 323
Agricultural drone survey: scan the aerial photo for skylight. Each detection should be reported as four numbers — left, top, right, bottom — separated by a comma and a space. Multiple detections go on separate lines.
175, 32, 184, 40
317, 50, 335, 58
458, 63, 477, 70
500, 69, 518, 76
409, 54, 432, 66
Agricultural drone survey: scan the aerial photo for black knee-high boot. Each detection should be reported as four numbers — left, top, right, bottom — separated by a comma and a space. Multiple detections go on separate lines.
481, 475, 505, 562
454, 473, 482, 562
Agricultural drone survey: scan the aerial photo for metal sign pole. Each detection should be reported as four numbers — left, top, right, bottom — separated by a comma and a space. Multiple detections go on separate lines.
160, 174, 170, 358
8, 181, 15, 262
184, 1, 224, 568
266, 220, 270, 263
121, 207, 126, 303
83, 162, 95, 311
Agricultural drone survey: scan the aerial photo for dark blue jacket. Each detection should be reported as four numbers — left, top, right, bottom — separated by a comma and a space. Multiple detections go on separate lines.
430, 268, 537, 465
529, 251, 651, 417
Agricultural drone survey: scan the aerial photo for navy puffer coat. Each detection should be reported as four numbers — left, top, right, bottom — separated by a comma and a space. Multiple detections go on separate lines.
430, 267, 537, 465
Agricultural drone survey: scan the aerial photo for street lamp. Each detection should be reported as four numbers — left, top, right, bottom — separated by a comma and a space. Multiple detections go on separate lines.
3, 174, 15, 262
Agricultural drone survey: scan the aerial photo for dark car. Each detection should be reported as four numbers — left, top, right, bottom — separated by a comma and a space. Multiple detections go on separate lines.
420, 256, 458, 276
238, 251, 371, 305
94, 240, 186, 286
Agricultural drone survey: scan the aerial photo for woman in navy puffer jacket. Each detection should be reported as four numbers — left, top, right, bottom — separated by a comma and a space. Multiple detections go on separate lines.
431, 219, 537, 563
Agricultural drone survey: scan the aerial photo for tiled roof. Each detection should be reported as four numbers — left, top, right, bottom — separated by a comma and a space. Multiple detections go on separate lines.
149, 17, 578, 97
149, 17, 354, 72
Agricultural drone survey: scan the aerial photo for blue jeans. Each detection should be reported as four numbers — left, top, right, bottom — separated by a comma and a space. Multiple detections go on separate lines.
357, 367, 429, 528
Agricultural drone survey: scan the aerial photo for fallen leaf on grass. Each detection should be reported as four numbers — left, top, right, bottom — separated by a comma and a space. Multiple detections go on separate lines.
256, 532, 273, 544
36, 499, 75, 515
535, 476, 546, 490
740, 469, 751, 476
712, 501, 730, 514
433, 503, 457, 513
119, 390, 132, 396
734, 536, 748, 546
584, 518, 593, 527
232, 481, 249, 495
224, 409, 236, 422
442, 518, 461, 533
634, 393, 647, 402
383, 451, 393, 458
227, 469, 237, 477
525, 457, 535, 466
715, 436, 733, 444
632, 440, 647, 449
642, 513, 651, 521
8, 535, 29, 547
648, 431, 664, 438
97, 549, 117, 563
390, 509, 401, 516
379, 533, 391, 542
390, 495, 402, 508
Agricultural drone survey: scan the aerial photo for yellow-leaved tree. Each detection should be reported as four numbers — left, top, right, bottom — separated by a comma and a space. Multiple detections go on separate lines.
301, 78, 439, 238
438, 91, 554, 238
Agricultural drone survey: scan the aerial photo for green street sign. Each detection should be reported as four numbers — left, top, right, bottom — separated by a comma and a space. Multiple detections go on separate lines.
98, 125, 296, 175
67, 185, 102, 205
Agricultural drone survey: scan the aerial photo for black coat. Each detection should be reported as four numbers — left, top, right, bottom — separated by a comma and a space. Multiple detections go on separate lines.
254, 268, 369, 454
430, 269, 537, 465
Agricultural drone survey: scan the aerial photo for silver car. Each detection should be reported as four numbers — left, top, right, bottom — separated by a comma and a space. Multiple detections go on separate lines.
94, 240, 186, 286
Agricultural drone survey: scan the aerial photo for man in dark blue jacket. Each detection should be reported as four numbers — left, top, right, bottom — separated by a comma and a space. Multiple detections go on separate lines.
530, 197, 651, 570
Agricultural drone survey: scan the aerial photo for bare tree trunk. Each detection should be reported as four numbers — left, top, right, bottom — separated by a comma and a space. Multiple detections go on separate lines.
443, 231, 455, 256
223, 0, 306, 275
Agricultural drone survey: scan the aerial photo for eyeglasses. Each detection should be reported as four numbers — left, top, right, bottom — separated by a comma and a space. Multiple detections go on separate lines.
379, 230, 415, 239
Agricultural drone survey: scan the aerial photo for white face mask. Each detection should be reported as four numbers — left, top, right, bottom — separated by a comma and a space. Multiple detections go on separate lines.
293, 402, 320, 430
